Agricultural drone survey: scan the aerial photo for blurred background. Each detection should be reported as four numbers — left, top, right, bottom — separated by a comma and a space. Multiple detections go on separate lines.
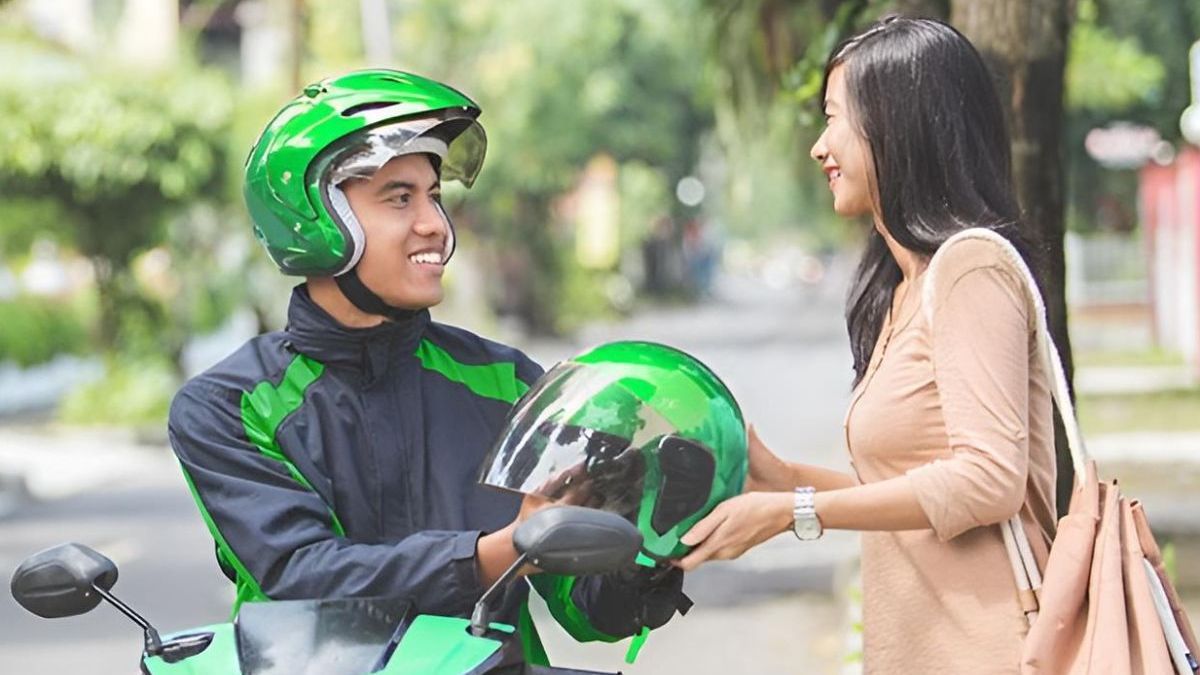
2, 0, 1200, 672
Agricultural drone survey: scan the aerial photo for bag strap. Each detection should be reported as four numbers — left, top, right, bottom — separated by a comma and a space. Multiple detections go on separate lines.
921, 227, 1087, 627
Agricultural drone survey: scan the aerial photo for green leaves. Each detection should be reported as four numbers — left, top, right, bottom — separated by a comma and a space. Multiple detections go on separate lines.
0, 39, 235, 352
1067, 2, 1166, 112
0, 295, 90, 368
0, 67, 232, 201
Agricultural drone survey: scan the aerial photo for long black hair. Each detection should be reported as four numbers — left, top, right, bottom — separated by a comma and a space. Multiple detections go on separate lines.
824, 16, 1042, 385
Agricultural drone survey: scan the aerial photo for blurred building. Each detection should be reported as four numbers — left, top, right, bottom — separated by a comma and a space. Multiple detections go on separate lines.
1140, 147, 1200, 376
22, 0, 179, 67
15, 0, 297, 86
1135, 40, 1200, 378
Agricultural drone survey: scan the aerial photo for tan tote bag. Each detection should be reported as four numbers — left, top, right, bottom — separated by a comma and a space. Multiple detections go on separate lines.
925, 228, 1199, 675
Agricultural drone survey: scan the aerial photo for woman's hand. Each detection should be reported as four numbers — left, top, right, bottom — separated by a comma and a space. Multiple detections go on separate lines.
674, 491, 793, 571
744, 425, 794, 493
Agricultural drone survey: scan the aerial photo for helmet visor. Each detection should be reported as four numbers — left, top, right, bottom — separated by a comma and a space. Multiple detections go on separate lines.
325, 112, 487, 188
481, 362, 684, 520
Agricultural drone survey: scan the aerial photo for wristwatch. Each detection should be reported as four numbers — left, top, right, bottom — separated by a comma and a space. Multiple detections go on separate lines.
792, 487, 823, 541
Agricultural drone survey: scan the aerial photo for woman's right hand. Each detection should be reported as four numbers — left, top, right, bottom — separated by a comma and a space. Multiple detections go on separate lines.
744, 424, 794, 493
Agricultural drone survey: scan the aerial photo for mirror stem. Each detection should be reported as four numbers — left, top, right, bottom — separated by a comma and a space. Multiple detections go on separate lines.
470, 552, 528, 637
93, 584, 163, 656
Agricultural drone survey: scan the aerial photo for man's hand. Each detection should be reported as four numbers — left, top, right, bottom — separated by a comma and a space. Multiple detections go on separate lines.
517, 492, 553, 522
517, 462, 600, 522
674, 491, 792, 571
490, 470, 602, 585
529, 461, 599, 509
564, 562, 691, 634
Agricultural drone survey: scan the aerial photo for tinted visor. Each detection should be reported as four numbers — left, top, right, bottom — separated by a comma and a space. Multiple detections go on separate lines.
325, 112, 486, 188
480, 362, 718, 534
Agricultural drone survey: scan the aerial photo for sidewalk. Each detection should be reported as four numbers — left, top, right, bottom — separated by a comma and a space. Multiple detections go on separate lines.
0, 426, 166, 518
1075, 361, 1200, 530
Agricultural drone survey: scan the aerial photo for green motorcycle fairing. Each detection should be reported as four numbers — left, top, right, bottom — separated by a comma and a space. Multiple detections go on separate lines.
138, 614, 512, 675
377, 615, 511, 674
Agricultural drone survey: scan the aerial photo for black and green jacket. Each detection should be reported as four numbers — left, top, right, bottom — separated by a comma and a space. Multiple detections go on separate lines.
167, 285, 683, 660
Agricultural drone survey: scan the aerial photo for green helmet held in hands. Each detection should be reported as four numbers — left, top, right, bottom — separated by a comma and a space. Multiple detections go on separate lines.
480, 341, 748, 563
243, 69, 486, 277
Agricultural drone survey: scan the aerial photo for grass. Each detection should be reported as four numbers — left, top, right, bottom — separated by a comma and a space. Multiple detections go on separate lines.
1076, 388, 1200, 435
1074, 348, 1185, 369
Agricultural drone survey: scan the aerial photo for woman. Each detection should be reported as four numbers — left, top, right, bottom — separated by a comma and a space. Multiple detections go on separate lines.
677, 17, 1058, 673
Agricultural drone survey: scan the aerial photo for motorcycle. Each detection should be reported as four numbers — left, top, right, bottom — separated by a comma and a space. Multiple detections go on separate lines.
10, 505, 639, 675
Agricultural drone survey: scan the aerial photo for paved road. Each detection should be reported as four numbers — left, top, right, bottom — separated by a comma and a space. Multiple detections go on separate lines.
0, 452, 233, 674
0, 273, 859, 674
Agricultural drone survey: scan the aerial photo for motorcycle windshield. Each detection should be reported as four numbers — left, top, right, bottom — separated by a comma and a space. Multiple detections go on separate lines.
479, 362, 680, 521
235, 596, 413, 675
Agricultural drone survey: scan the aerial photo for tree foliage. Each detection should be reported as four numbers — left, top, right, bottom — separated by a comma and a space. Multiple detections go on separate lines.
0, 45, 233, 349
373, 0, 715, 331
1067, 1, 1166, 113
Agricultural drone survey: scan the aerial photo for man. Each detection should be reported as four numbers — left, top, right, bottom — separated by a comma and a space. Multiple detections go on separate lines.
167, 69, 686, 664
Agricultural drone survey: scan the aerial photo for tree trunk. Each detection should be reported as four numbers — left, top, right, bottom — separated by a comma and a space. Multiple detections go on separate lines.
289, 0, 306, 91
92, 257, 120, 353
950, 0, 1075, 515
891, 0, 949, 19
359, 0, 392, 65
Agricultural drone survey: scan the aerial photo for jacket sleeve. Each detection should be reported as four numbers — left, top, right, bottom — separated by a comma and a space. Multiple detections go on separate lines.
168, 380, 486, 618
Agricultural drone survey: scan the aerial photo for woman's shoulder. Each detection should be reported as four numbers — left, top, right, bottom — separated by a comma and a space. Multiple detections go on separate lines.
923, 227, 1037, 318
929, 228, 1028, 282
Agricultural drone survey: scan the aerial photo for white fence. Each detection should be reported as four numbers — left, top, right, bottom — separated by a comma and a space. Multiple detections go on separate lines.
1065, 231, 1150, 309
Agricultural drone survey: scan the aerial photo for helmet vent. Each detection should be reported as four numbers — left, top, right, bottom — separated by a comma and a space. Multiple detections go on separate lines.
341, 101, 400, 118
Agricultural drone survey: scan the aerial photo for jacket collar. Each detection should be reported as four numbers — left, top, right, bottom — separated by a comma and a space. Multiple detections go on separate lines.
284, 284, 429, 380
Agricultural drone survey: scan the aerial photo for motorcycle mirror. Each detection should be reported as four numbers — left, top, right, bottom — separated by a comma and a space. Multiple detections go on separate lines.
10, 542, 118, 619
470, 506, 644, 636
513, 506, 643, 576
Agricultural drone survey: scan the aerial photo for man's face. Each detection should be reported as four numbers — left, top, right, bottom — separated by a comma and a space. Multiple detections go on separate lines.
340, 153, 449, 310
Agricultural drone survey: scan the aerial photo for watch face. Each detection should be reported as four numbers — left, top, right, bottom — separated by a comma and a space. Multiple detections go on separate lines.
795, 519, 821, 540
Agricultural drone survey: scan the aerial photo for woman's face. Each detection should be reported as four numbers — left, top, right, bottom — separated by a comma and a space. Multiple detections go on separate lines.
810, 65, 876, 219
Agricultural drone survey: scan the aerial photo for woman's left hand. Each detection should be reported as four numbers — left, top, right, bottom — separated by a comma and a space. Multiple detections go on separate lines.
674, 492, 793, 571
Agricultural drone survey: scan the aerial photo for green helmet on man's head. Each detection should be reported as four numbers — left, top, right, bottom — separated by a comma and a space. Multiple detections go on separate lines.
243, 69, 486, 277
480, 341, 748, 562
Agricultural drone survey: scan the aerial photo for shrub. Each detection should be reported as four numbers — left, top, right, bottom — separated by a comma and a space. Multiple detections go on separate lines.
0, 295, 89, 367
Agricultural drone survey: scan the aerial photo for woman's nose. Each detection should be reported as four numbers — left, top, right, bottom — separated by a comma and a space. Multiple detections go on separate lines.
810, 131, 829, 163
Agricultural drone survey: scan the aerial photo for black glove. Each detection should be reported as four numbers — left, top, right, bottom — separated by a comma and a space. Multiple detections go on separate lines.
569, 564, 693, 638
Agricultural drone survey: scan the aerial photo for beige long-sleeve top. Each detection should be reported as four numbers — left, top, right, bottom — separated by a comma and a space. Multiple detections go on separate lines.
844, 235, 1058, 674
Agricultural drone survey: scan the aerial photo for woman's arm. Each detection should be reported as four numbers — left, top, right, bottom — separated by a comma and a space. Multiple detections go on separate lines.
746, 425, 858, 492
814, 475, 930, 531
782, 463, 859, 492
679, 240, 1036, 569
675, 476, 930, 571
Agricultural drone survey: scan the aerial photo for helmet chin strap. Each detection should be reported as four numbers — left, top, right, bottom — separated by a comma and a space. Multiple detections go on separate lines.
334, 267, 420, 323
333, 213, 456, 322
